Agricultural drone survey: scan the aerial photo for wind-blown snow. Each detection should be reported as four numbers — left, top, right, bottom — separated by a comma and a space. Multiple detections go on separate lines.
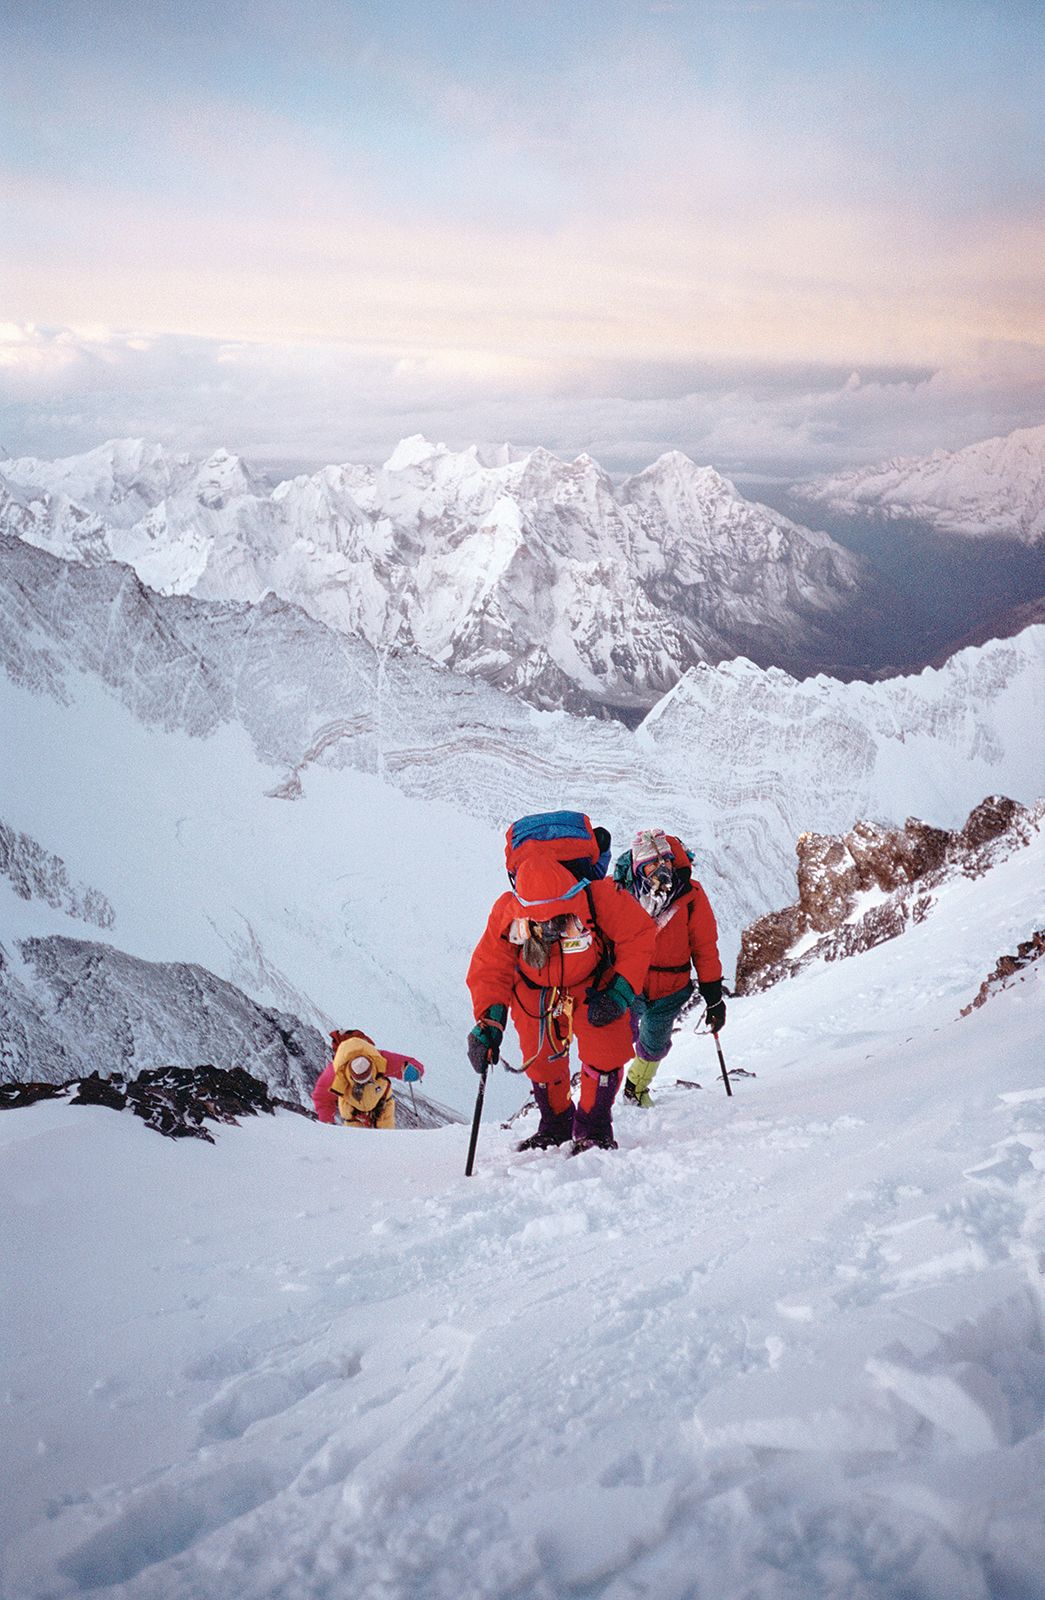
2, 827, 1042, 1599
795, 422, 1045, 545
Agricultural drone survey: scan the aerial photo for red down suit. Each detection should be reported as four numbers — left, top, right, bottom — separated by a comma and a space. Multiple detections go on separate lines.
467, 859, 657, 1097
644, 891, 723, 1000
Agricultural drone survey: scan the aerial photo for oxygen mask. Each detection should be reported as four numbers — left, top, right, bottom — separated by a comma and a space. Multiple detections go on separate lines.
636, 857, 674, 916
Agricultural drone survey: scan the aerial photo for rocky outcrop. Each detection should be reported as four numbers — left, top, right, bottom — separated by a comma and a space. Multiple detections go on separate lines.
959, 932, 1045, 1017
793, 817, 951, 935
0, 1064, 308, 1142
735, 797, 1040, 995
0, 1060, 459, 1137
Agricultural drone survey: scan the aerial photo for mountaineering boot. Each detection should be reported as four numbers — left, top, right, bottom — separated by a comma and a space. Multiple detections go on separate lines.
571, 1064, 622, 1153
623, 1077, 651, 1108
516, 1112, 573, 1151
516, 1082, 574, 1152
624, 1054, 659, 1109
570, 1128, 619, 1155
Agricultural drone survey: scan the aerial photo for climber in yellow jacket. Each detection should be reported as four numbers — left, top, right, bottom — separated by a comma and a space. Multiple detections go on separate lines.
331, 1037, 396, 1129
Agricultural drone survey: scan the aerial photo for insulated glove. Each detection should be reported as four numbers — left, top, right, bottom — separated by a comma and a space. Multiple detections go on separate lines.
585, 972, 636, 1028
699, 978, 726, 1033
467, 1004, 507, 1071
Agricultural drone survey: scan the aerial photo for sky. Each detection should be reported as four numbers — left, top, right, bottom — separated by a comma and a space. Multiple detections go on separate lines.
2, 0, 1044, 475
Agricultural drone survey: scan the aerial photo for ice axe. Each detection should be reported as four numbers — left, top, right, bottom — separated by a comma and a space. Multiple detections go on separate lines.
712, 1029, 732, 1096
465, 1061, 489, 1176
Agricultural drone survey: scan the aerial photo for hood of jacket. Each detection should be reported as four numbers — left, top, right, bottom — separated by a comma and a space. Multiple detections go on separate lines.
510, 858, 591, 921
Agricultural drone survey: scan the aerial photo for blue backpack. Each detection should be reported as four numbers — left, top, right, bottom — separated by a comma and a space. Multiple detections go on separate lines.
504, 811, 611, 885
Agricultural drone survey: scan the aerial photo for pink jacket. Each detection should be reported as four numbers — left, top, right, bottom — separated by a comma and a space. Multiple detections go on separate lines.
312, 1051, 425, 1123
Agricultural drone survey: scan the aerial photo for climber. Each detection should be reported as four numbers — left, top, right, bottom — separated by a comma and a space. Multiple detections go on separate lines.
467, 813, 656, 1153
312, 1030, 424, 1127
613, 828, 725, 1107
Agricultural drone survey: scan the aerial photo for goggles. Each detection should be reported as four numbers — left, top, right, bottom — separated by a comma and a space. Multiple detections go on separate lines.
636, 857, 672, 885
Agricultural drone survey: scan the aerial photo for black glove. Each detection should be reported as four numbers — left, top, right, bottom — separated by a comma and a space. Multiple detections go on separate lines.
585, 972, 635, 1028
699, 978, 726, 1033
467, 1005, 507, 1072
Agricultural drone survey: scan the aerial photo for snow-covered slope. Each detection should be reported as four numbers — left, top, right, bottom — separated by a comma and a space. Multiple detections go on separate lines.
794, 422, 1045, 545
1, 822, 1042, 1600
3, 535, 1043, 1116
0, 435, 870, 713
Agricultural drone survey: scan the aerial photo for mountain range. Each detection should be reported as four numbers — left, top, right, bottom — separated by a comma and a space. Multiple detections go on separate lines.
0, 435, 871, 717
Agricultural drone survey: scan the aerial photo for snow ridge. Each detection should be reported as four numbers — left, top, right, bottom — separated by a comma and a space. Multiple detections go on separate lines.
794, 421, 1045, 544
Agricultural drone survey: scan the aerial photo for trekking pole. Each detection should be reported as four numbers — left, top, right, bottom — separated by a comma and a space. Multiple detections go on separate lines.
464, 1062, 489, 1176
712, 1030, 733, 1097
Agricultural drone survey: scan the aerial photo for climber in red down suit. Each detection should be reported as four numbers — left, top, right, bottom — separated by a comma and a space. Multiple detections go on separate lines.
466, 857, 656, 1153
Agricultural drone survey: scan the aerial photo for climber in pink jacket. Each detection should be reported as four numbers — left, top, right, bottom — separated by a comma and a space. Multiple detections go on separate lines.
312, 1029, 425, 1124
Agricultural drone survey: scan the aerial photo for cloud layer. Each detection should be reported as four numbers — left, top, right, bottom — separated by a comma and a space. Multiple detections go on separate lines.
4, 323, 1044, 481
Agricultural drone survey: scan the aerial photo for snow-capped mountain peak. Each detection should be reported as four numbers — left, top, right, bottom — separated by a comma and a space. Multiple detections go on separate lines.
623, 451, 742, 530
381, 433, 445, 472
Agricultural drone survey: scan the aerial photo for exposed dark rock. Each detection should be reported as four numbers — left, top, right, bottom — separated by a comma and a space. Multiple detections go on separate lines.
1, 1060, 461, 1137
732, 903, 807, 988
793, 815, 951, 938
70, 1072, 127, 1110
1, 1063, 308, 1142
736, 796, 1039, 995
959, 932, 1045, 1016
0, 1080, 68, 1110
959, 795, 1025, 852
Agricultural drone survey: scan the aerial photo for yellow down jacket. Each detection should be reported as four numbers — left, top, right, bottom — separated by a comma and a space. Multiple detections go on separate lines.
331, 1038, 396, 1129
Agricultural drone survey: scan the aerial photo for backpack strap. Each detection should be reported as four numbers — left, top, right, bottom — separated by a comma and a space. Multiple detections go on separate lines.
583, 884, 616, 986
